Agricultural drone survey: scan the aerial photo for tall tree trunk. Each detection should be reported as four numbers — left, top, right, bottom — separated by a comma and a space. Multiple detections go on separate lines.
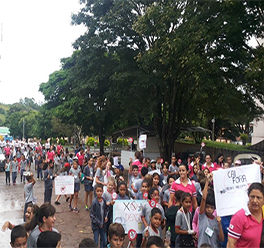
98, 126, 105, 156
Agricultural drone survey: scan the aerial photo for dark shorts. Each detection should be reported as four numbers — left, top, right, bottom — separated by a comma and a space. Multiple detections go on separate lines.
84, 183, 93, 192
74, 182, 80, 192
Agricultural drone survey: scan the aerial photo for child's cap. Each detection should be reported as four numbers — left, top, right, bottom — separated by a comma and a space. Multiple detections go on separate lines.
151, 159, 156, 164
112, 164, 124, 171
64, 162, 70, 167
234, 160, 241, 166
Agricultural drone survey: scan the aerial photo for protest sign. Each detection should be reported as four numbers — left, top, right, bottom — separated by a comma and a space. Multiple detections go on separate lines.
213, 164, 261, 216
113, 200, 145, 234
55, 176, 74, 195
139, 134, 147, 149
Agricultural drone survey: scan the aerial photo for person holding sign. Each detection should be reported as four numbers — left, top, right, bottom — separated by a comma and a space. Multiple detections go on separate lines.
141, 208, 163, 248
227, 182, 264, 248
68, 160, 81, 213
141, 187, 166, 235
198, 178, 224, 247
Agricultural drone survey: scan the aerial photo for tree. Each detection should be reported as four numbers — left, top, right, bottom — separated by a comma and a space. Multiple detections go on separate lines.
40, 49, 126, 154
39, 0, 264, 160
19, 97, 41, 111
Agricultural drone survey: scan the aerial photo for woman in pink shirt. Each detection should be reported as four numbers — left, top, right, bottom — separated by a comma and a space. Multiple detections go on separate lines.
227, 182, 264, 248
46, 147, 55, 162
213, 153, 224, 169
168, 164, 197, 211
132, 151, 143, 173
202, 154, 217, 173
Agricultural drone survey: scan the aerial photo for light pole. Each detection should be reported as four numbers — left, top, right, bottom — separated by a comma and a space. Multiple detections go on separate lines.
212, 117, 215, 141
23, 119, 25, 141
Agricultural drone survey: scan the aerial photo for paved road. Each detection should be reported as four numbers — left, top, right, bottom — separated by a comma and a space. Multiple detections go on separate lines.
0, 170, 94, 248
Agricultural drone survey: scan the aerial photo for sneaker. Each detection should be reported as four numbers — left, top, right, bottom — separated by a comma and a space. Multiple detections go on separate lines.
85, 205, 88, 211
55, 201, 60, 205
73, 207, 79, 213
66, 197, 70, 202
68, 205, 73, 211
37, 178, 39, 181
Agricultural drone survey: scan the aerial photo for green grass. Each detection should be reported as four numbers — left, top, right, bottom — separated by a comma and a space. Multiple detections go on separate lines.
203, 140, 251, 152
177, 139, 252, 152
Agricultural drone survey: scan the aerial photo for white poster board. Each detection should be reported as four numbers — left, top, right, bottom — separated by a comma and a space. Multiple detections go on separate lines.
55, 176, 74, 195
113, 157, 119, 166
139, 135, 147, 149
113, 200, 145, 234
213, 164, 261, 217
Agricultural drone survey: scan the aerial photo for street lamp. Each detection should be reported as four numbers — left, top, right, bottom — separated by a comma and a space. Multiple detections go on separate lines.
212, 117, 215, 141
23, 119, 25, 141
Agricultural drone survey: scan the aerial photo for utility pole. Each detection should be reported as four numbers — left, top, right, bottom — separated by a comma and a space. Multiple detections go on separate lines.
23, 119, 25, 141
212, 117, 215, 141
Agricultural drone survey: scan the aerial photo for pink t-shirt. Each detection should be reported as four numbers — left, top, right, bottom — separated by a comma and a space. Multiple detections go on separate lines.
201, 163, 217, 173
36, 146, 42, 153
228, 207, 262, 248
77, 152, 85, 166
57, 145, 62, 154
132, 160, 143, 173
47, 150, 55, 161
213, 162, 223, 169
170, 178, 196, 211
4, 147, 10, 156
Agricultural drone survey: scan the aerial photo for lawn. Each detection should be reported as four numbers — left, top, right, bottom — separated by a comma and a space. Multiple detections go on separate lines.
177, 139, 252, 152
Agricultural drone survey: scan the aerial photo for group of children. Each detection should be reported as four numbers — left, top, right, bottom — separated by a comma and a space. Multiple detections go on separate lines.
9, 203, 166, 248
87, 151, 233, 248
3, 146, 241, 248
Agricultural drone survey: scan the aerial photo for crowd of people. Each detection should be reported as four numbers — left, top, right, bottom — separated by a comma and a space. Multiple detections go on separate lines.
1, 139, 264, 248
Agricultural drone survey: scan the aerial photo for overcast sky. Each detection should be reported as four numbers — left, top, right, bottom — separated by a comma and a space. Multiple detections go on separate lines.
0, 0, 86, 104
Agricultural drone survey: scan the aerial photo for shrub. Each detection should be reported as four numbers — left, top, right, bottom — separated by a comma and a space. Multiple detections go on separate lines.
50, 138, 57, 144
117, 138, 129, 146
104, 139, 110, 147
86, 137, 95, 146
59, 138, 66, 145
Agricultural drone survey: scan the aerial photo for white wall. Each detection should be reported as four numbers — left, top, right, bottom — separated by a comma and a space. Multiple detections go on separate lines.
252, 118, 264, 145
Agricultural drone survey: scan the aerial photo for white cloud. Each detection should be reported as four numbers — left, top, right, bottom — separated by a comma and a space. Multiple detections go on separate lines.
0, 0, 86, 104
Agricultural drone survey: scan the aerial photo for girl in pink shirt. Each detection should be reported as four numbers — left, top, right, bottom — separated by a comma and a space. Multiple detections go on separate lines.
46, 147, 55, 162
168, 164, 197, 211
213, 153, 224, 169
